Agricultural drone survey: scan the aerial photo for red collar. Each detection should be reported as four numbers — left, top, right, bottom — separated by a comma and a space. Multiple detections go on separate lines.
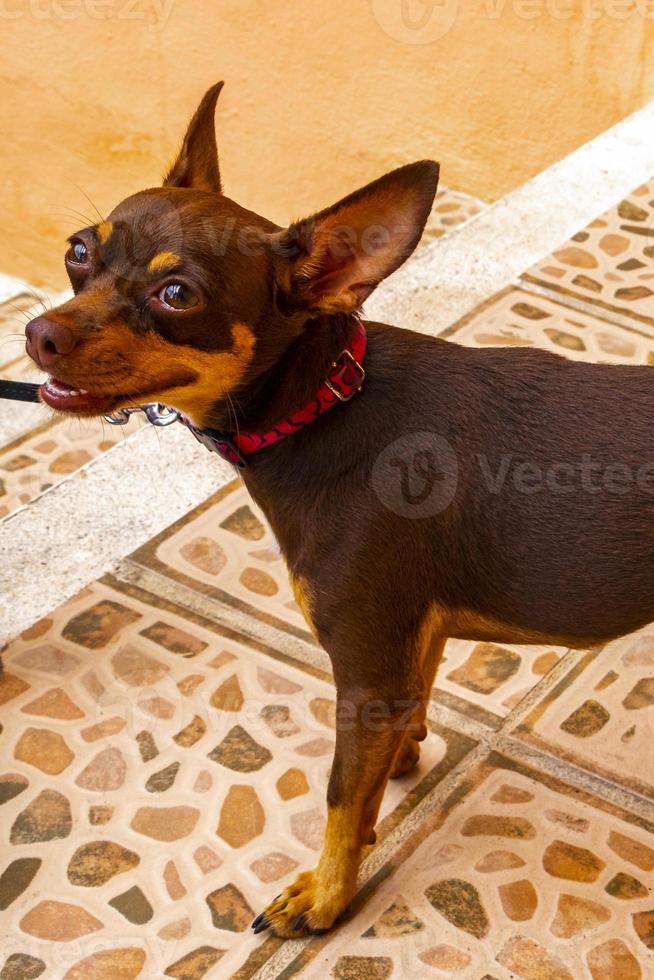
182, 321, 367, 468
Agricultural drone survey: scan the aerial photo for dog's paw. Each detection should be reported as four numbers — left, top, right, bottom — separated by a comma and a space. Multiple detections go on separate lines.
389, 736, 421, 778
251, 869, 350, 938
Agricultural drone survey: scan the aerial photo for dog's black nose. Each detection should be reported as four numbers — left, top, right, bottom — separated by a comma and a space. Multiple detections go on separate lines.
25, 315, 77, 370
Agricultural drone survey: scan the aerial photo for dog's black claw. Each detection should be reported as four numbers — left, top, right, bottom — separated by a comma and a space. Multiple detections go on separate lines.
252, 912, 268, 932
253, 917, 270, 935
292, 915, 307, 933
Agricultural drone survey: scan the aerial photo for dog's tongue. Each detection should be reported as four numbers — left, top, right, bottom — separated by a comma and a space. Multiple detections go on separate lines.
40, 377, 118, 414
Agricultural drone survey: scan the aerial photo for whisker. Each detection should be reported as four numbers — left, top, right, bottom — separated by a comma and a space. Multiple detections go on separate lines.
225, 392, 240, 437
23, 288, 50, 316
0, 337, 27, 350
70, 184, 105, 225
6, 312, 32, 328
48, 207, 99, 229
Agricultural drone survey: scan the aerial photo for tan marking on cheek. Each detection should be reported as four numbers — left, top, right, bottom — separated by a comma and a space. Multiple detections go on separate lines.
147, 251, 182, 274
62, 320, 257, 424
96, 221, 113, 245
163, 321, 257, 424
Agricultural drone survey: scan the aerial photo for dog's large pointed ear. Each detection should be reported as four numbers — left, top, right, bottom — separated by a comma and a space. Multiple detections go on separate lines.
164, 82, 225, 193
269, 161, 439, 315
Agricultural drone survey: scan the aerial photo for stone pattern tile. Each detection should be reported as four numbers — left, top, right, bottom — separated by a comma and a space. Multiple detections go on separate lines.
130, 484, 315, 644
290, 761, 654, 979
515, 626, 654, 800
437, 638, 567, 723
0, 578, 462, 978
522, 180, 654, 330
0, 420, 128, 519
422, 188, 483, 244
441, 285, 654, 363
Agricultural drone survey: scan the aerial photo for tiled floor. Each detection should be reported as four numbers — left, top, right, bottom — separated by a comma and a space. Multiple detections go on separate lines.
285, 758, 654, 979
514, 629, 654, 801
0, 572, 470, 980
422, 189, 483, 243
0, 188, 483, 523
2, 181, 654, 978
521, 179, 654, 333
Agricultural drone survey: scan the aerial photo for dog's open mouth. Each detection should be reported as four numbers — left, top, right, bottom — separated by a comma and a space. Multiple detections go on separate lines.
41, 377, 156, 416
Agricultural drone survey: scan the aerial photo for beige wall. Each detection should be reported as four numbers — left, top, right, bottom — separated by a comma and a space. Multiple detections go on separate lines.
3, 0, 654, 290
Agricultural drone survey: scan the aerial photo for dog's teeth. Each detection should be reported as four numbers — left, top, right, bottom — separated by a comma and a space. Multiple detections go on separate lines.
44, 379, 90, 399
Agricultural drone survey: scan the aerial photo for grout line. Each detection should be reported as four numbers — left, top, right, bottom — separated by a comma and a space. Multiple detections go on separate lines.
113, 560, 332, 676
495, 647, 586, 732
426, 698, 492, 745
516, 277, 654, 338
426, 645, 584, 745
494, 732, 654, 824
427, 644, 654, 821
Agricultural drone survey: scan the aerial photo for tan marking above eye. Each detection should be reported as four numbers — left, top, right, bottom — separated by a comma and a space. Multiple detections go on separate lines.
148, 251, 182, 274
96, 221, 113, 245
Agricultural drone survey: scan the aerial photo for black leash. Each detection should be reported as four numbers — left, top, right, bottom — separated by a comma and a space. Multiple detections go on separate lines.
0, 378, 181, 429
0, 380, 41, 403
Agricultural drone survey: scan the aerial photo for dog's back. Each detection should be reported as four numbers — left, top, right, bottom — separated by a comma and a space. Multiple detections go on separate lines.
362, 327, 654, 646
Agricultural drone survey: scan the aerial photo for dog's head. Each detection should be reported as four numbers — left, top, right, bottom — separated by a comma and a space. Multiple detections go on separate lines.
26, 83, 439, 427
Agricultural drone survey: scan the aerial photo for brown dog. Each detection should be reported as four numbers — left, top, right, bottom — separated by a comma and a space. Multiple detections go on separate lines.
25, 83, 654, 937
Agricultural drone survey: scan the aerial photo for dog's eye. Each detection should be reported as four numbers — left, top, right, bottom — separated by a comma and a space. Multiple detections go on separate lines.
67, 241, 89, 265
158, 282, 199, 311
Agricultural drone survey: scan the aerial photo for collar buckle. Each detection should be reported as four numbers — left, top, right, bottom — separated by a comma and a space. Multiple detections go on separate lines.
324, 348, 366, 402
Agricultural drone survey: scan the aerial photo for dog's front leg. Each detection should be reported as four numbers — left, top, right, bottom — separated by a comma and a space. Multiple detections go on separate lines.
253, 686, 418, 938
